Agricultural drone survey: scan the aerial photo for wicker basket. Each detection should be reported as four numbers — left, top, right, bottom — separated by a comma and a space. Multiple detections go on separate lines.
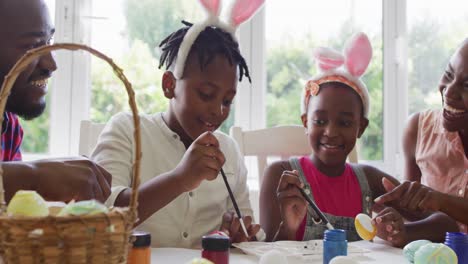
0, 43, 142, 264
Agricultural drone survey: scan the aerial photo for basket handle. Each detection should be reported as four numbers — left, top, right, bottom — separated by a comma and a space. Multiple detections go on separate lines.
0, 43, 141, 223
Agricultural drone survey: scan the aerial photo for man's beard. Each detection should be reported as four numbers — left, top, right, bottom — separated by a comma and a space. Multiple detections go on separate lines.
5, 93, 46, 120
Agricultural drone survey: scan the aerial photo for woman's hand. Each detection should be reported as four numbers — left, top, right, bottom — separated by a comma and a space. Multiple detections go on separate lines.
375, 178, 442, 212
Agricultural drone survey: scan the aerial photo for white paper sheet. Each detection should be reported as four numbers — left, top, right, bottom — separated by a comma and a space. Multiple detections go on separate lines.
233, 240, 370, 261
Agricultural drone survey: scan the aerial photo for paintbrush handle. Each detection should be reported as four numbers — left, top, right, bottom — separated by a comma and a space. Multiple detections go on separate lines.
299, 187, 334, 229
220, 168, 242, 217
220, 168, 249, 237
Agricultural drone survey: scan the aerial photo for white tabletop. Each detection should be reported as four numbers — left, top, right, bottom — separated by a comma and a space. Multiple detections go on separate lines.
151, 239, 406, 264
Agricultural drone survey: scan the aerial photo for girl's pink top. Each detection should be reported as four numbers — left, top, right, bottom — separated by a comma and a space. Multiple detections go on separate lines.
296, 156, 362, 240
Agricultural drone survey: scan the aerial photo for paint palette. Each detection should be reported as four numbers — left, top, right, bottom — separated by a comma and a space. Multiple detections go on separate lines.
233, 240, 369, 261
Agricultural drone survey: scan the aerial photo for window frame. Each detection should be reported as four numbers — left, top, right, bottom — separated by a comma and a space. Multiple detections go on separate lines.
27, 0, 92, 160
238, 0, 408, 178
38, 0, 408, 178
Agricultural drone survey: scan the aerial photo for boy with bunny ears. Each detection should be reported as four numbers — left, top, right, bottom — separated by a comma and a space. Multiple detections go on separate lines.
260, 33, 458, 247
92, 0, 264, 248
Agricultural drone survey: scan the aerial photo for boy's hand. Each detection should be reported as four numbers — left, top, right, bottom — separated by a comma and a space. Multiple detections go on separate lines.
375, 178, 441, 212
276, 170, 307, 233
220, 212, 261, 243
31, 157, 111, 202
372, 206, 407, 247
173, 132, 225, 192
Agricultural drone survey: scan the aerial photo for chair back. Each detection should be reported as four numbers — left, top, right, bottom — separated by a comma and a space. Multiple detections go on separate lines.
79, 120, 106, 157
230, 125, 358, 186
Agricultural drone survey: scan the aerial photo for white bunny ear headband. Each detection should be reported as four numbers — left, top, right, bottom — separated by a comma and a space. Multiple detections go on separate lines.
173, 0, 265, 79
303, 32, 373, 118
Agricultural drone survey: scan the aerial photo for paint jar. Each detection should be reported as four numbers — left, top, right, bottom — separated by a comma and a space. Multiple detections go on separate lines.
323, 229, 347, 264
201, 233, 230, 264
444, 232, 468, 264
128, 231, 151, 264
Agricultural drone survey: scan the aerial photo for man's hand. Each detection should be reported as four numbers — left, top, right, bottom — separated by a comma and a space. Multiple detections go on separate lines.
375, 178, 442, 212
31, 157, 111, 202
220, 211, 261, 243
172, 132, 225, 192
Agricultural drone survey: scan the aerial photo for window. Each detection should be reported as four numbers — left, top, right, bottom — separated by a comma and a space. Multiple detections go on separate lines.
407, 0, 468, 114
40, 0, 466, 179
21, 0, 55, 159
264, 0, 383, 161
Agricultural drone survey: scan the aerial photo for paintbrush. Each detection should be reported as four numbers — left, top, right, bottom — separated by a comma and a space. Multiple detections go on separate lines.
298, 187, 334, 230
220, 168, 249, 238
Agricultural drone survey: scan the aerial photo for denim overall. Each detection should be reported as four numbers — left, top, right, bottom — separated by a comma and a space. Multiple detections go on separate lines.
289, 157, 373, 241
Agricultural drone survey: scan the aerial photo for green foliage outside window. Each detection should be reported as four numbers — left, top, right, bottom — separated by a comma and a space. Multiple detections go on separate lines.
19, 2, 467, 161
20, 94, 50, 153
90, 39, 167, 122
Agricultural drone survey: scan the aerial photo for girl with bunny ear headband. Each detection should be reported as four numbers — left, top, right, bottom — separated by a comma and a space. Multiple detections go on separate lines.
260, 32, 458, 246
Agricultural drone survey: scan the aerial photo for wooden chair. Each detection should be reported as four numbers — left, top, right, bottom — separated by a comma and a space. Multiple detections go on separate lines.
78, 120, 106, 157
230, 125, 358, 186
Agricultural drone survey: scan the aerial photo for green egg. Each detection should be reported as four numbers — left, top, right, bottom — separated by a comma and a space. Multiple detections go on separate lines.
7, 190, 49, 217
58, 200, 108, 216
403, 240, 431, 263
414, 243, 458, 264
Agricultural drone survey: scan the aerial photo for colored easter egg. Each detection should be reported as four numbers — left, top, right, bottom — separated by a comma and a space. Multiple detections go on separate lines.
187, 258, 214, 264
403, 240, 431, 263
7, 190, 49, 217
414, 243, 457, 264
354, 213, 377, 241
58, 200, 108, 216
329, 256, 359, 264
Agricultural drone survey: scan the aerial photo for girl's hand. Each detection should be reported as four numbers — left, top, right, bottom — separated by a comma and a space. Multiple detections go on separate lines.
375, 178, 442, 212
172, 131, 225, 192
372, 206, 407, 247
219, 212, 261, 243
276, 170, 307, 234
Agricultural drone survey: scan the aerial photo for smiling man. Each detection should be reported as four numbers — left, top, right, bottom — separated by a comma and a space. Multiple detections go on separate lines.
0, 0, 112, 203
0, 0, 56, 162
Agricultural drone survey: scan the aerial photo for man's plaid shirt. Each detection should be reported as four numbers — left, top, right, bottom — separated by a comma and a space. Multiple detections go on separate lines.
1, 112, 23, 161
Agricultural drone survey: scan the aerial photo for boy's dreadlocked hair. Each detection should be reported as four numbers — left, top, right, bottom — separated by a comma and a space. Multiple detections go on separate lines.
158, 21, 251, 83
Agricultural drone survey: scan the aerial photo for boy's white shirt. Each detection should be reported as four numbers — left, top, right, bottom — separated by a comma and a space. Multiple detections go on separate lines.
91, 112, 253, 248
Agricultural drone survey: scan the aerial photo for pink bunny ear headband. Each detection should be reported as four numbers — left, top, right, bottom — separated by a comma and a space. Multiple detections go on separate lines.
173, 0, 265, 79
303, 32, 373, 118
